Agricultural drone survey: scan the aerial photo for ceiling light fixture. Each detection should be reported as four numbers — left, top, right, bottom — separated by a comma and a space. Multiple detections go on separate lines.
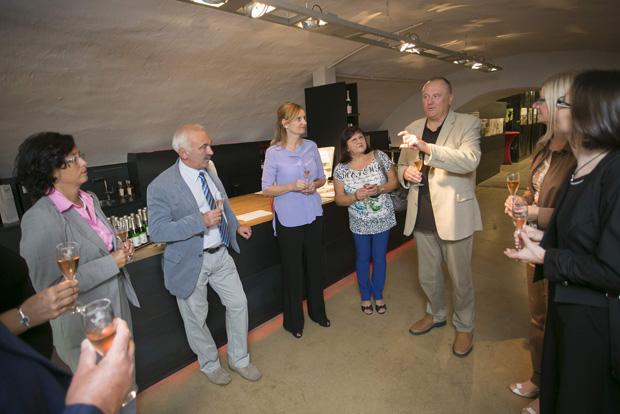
244, 2, 275, 18
190, 0, 228, 7
295, 4, 328, 29
179, 0, 501, 72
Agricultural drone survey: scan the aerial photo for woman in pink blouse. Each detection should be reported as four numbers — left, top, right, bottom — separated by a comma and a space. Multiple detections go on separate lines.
16, 132, 139, 380
261, 102, 330, 338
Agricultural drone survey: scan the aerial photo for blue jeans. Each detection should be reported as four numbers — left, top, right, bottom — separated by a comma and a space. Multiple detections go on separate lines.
352, 230, 390, 301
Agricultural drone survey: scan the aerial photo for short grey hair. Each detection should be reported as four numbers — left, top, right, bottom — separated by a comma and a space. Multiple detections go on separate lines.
172, 124, 207, 153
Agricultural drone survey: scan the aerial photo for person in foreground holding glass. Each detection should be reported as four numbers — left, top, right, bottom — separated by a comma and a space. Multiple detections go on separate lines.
502, 72, 576, 414
505, 70, 620, 413
1, 315, 135, 414
16, 132, 139, 409
333, 127, 398, 315
261, 102, 330, 339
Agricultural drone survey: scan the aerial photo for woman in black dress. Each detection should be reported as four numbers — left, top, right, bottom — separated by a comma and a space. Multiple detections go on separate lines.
505, 69, 620, 413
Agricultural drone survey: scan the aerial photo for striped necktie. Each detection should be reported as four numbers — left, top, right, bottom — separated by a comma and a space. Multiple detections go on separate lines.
199, 172, 230, 247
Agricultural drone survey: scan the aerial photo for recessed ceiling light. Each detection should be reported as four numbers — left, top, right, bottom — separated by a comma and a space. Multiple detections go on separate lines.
190, 0, 228, 7
244, 2, 275, 18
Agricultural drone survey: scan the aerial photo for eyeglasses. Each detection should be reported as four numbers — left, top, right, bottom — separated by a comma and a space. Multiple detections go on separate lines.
556, 96, 572, 109
63, 152, 86, 168
533, 97, 546, 105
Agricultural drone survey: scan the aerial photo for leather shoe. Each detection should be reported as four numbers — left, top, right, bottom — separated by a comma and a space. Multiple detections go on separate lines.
509, 382, 539, 399
229, 363, 262, 382
452, 331, 474, 357
204, 367, 232, 385
409, 314, 447, 335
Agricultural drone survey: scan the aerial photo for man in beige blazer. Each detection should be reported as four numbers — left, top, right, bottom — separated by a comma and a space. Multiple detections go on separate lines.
397, 77, 482, 357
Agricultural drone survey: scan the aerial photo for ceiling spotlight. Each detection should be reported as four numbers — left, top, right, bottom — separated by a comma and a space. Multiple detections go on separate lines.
489, 67, 498, 72
399, 42, 420, 54
190, 0, 228, 6
296, 17, 327, 29
244, 2, 275, 18
294, 4, 328, 30
471, 62, 483, 70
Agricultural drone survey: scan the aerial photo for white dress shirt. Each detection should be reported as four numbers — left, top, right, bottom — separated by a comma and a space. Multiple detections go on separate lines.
178, 160, 223, 249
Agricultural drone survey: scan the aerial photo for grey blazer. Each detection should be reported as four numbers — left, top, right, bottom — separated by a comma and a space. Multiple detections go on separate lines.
147, 159, 241, 300
19, 192, 139, 369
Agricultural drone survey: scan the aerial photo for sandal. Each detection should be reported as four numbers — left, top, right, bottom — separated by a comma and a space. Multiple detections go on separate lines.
361, 304, 373, 315
509, 382, 539, 399
375, 303, 387, 314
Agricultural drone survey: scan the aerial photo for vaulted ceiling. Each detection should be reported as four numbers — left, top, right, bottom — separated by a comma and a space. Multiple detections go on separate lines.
0, 0, 619, 176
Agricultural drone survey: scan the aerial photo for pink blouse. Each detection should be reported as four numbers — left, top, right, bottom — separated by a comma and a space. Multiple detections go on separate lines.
47, 189, 114, 251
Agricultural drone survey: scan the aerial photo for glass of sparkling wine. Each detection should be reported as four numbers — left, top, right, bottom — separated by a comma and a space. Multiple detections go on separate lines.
512, 201, 528, 249
506, 172, 520, 196
412, 154, 425, 187
56, 241, 80, 312
81, 298, 137, 406
113, 218, 129, 244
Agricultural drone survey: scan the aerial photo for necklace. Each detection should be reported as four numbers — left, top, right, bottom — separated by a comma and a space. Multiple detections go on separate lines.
570, 150, 608, 184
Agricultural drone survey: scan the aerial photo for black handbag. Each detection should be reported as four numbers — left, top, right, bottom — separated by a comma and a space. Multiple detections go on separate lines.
375, 151, 408, 212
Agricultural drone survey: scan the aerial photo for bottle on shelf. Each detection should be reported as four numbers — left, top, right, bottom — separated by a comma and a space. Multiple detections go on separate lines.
117, 181, 125, 202
346, 90, 353, 115
128, 215, 141, 248
140, 207, 149, 236
125, 180, 134, 201
134, 213, 148, 245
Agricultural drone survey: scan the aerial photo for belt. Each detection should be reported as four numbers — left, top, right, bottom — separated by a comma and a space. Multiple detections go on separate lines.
203, 245, 224, 254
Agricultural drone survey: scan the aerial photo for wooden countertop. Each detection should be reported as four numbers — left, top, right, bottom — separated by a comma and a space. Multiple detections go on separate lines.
133, 191, 335, 262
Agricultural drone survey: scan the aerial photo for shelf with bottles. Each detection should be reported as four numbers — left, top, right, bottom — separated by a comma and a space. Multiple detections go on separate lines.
108, 207, 151, 250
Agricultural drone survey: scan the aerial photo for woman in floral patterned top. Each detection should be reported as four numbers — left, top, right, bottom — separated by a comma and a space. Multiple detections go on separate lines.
333, 127, 399, 315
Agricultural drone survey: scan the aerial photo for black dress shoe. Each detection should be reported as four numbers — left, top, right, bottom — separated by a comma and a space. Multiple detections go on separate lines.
292, 330, 303, 339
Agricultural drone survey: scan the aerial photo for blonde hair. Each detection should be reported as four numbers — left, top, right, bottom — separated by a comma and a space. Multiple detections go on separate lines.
272, 102, 304, 146
537, 71, 576, 148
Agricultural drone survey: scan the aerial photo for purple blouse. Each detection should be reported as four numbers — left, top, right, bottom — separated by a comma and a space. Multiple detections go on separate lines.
261, 139, 325, 228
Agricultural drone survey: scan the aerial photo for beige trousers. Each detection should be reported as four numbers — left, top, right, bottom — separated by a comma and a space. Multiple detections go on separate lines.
414, 230, 475, 332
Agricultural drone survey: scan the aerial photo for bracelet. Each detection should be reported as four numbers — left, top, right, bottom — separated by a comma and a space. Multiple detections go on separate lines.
17, 307, 31, 329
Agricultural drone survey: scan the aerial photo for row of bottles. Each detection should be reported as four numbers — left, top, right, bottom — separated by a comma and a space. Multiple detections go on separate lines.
109, 207, 149, 248
117, 180, 135, 202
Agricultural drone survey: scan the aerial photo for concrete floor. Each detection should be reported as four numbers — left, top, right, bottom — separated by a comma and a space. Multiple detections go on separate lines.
138, 159, 536, 414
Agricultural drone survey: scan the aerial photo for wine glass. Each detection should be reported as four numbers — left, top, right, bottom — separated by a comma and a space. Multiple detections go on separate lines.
512, 201, 528, 249
506, 172, 520, 196
113, 218, 129, 244
412, 154, 425, 187
56, 242, 80, 313
56, 242, 80, 281
81, 298, 137, 407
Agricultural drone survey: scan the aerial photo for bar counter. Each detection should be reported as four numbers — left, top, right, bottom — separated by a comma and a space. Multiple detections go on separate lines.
127, 191, 408, 390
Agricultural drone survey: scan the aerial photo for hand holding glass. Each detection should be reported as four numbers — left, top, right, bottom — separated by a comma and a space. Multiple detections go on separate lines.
81, 298, 137, 406
512, 201, 528, 249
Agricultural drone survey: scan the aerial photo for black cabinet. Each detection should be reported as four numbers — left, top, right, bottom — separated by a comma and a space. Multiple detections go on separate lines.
304, 82, 358, 174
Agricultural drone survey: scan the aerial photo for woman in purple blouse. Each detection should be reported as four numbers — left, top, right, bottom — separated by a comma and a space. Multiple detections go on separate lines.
261, 102, 330, 339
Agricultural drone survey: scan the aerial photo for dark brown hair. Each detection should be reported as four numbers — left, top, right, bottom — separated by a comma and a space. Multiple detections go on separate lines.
571, 70, 620, 150
339, 126, 372, 164
14, 132, 76, 200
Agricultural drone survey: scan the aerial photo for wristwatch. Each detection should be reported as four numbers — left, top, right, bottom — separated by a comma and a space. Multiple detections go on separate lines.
17, 307, 31, 329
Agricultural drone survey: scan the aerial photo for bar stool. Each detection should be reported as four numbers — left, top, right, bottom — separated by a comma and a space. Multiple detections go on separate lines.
503, 131, 520, 165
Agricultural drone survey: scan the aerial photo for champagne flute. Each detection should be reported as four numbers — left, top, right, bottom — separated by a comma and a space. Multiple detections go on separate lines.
409, 153, 425, 188
81, 298, 137, 406
512, 201, 528, 249
113, 217, 129, 244
56, 242, 80, 313
506, 172, 520, 196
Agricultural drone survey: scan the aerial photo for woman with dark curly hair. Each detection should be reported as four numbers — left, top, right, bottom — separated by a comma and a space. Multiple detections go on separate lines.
15, 132, 140, 380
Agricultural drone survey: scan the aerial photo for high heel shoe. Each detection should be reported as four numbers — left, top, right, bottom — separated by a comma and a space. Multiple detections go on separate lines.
315, 318, 331, 328
290, 330, 303, 339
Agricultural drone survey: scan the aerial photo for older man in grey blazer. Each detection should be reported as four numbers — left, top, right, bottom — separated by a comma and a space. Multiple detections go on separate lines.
147, 124, 261, 385
397, 77, 482, 357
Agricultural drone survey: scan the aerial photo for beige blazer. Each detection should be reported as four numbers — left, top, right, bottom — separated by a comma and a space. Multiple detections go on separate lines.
397, 110, 483, 241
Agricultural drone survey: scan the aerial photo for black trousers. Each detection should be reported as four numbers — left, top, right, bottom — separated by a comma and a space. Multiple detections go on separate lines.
541, 300, 620, 413
276, 216, 327, 333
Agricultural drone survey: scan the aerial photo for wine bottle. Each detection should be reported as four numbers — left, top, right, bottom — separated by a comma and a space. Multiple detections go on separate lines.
134, 213, 148, 245
117, 181, 125, 201
128, 216, 141, 247
346, 90, 353, 115
125, 180, 134, 201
